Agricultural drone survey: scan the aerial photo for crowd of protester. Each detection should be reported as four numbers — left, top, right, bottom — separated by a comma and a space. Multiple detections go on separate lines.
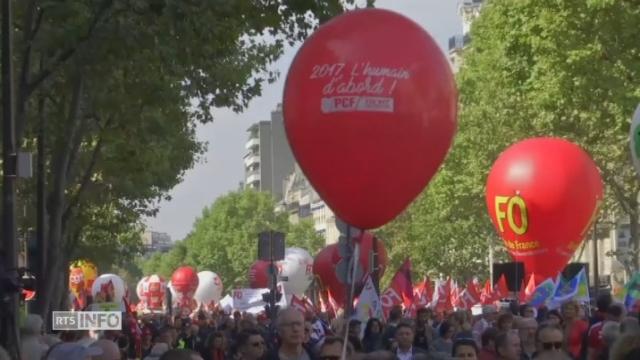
2, 293, 640, 360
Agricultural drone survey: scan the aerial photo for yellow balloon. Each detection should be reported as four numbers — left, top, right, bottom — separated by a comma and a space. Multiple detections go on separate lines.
69, 259, 98, 292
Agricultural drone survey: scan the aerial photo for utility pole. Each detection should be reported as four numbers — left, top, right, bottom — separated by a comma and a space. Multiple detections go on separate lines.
2, 0, 20, 356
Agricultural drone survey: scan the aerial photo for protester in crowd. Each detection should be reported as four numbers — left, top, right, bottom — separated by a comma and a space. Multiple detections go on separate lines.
20, 313, 49, 360
267, 308, 314, 360
231, 329, 266, 360
609, 332, 640, 360
544, 310, 564, 327
44, 341, 104, 360
201, 331, 228, 360
347, 319, 364, 352
477, 328, 498, 360
453, 311, 474, 340
90, 339, 122, 360
178, 324, 202, 351
413, 308, 433, 351
160, 348, 205, 360
520, 305, 535, 319
432, 321, 455, 355
363, 318, 385, 353
517, 317, 538, 360
383, 305, 404, 349
362, 350, 396, 360
591, 294, 613, 326
452, 338, 478, 360
145, 343, 171, 360
620, 317, 640, 335
473, 306, 497, 347
561, 301, 588, 359
391, 322, 427, 360
534, 324, 565, 359
599, 322, 621, 360
494, 332, 521, 360
496, 313, 514, 333
588, 303, 626, 360
318, 336, 354, 360
142, 327, 155, 358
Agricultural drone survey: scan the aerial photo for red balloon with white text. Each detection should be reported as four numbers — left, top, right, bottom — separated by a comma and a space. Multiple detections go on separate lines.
485, 138, 603, 279
283, 9, 457, 229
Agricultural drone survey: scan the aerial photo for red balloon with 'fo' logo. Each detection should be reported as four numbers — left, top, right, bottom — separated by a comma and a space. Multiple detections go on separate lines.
313, 232, 388, 306
485, 138, 604, 280
283, 9, 457, 230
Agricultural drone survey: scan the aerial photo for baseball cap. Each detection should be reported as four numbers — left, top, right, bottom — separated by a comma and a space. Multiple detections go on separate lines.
46, 342, 103, 360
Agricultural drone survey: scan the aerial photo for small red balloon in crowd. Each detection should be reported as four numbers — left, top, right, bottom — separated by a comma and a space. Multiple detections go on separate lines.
171, 266, 199, 297
283, 8, 457, 230
313, 232, 388, 306
485, 137, 604, 280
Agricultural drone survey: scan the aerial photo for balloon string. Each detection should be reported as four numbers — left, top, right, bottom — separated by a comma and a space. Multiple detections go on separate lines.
342, 235, 361, 360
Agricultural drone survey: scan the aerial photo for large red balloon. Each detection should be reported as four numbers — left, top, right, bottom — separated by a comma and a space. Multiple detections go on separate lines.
485, 138, 603, 279
283, 9, 457, 229
313, 232, 388, 306
171, 266, 199, 296
248, 260, 270, 289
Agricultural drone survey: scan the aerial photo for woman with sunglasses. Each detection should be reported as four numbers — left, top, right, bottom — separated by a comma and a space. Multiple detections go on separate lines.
233, 330, 266, 360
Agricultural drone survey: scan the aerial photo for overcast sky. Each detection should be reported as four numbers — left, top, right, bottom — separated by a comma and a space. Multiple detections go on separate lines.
145, 0, 462, 241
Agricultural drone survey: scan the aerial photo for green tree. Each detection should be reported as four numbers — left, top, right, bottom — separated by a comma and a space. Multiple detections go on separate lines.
287, 219, 325, 255
140, 190, 326, 289
8, 0, 355, 319
381, 0, 640, 282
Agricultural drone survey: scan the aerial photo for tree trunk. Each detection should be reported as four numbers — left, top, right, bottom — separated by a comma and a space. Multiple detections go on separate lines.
36, 73, 85, 326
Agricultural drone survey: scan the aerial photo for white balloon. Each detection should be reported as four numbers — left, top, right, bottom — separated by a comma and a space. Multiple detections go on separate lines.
193, 271, 224, 306
630, 104, 640, 176
279, 247, 313, 296
91, 274, 126, 308
136, 277, 149, 300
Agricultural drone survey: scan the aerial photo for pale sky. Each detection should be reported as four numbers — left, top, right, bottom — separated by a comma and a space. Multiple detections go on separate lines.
145, 0, 462, 241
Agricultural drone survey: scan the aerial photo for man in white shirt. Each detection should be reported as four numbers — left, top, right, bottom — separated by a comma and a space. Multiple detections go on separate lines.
393, 323, 426, 360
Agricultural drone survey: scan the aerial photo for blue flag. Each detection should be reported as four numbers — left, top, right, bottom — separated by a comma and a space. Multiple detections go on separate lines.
550, 273, 580, 308
529, 278, 556, 308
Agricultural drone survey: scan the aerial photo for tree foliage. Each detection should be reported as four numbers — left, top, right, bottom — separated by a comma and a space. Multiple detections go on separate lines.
6, 0, 355, 319
140, 190, 325, 288
380, 0, 640, 282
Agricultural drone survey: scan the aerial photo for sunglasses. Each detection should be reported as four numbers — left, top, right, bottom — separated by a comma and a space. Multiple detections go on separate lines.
542, 342, 563, 350
251, 341, 265, 348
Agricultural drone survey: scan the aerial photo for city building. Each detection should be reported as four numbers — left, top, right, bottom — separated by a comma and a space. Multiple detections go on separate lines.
279, 164, 340, 244
244, 104, 295, 201
448, 0, 484, 72
141, 230, 172, 254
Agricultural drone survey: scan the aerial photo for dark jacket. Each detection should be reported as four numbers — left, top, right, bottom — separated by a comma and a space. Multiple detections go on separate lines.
265, 345, 316, 360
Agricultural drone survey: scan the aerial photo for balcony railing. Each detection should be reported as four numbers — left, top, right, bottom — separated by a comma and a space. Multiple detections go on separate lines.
246, 170, 260, 185
243, 153, 260, 168
245, 138, 260, 150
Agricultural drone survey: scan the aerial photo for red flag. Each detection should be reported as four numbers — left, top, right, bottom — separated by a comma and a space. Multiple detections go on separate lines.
291, 295, 306, 313
520, 273, 537, 303
381, 259, 414, 317
466, 279, 481, 304
480, 280, 494, 305
413, 276, 433, 308
433, 278, 453, 312
494, 274, 509, 300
